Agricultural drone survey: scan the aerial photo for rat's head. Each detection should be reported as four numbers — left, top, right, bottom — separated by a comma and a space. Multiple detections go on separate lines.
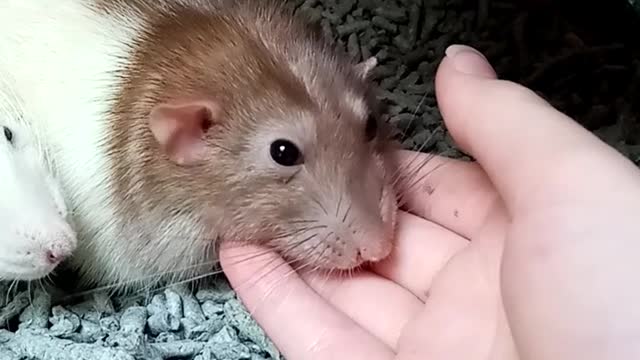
0, 118, 77, 281
126, 1, 399, 271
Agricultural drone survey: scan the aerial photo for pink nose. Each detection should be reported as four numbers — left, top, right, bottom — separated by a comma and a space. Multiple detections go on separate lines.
45, 248, 69, 265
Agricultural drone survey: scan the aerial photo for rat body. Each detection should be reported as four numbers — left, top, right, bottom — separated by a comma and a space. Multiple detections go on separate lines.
0, 0, 399, 289
0, 70, 77, 281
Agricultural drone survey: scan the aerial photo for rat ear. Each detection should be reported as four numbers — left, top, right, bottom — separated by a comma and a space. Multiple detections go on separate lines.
354, 56, 377, 79
148, 99, 220, 166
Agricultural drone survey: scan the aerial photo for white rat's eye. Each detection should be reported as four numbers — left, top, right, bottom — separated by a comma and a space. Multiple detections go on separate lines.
3, 126, 13, 144
270, 139, 303, 166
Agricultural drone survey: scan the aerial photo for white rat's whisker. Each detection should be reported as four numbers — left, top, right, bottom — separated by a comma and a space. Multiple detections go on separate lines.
59, 259, 225, 300
59, 223, 329, 300
27, 281, 33, 308
129, 229, 325, 299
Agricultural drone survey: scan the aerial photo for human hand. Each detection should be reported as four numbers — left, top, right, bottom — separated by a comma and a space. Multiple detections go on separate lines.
220, 44, 640, 360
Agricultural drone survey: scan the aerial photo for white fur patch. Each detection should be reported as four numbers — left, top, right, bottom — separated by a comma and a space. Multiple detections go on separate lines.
344, 90, 369, 120
0, 0, 146, 281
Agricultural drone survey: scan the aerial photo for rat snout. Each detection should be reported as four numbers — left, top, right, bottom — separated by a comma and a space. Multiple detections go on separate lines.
316, 212, 394, 270
0, 220, 77, 281
43, 228, 76, 265
350, 222, 394, 263
29, 218, 77, 268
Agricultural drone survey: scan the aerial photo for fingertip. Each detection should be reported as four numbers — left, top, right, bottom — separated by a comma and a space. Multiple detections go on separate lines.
433, 43, 630, 214
435, 44, 497, 154
442, 44, 497, 78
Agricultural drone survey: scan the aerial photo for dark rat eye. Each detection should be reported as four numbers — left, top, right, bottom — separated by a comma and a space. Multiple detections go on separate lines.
365, 115, 377, 141
3, 126, 13, 144
270, 139, 302, 166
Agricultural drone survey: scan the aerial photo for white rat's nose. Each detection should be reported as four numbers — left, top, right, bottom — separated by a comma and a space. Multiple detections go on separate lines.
45, 245, 71, 265
42, 223, 77, 265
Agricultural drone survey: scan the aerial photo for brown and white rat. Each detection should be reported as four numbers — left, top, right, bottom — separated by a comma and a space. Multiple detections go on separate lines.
0, 0, 399, 289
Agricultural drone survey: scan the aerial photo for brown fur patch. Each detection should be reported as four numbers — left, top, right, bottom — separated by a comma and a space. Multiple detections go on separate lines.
75, 0, 396, 287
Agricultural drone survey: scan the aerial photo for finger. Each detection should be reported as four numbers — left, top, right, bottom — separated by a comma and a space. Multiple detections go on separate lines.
396, 201, 508, 360
220, 244, 393, 360
391, 149, 500, 239
435, 44, 640, 213
300, 267, 423, 350
298, 211, 470, 348
372, 211, 468, 301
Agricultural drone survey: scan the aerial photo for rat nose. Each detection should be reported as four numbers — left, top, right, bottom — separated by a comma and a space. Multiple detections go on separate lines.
45, 247, 71, 265
45, 245, 73, 265
355, 237, 393, 263
44, 230, 76, 265
45, 249, 64, 264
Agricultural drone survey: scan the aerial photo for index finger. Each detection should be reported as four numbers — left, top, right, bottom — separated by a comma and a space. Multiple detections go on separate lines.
219, 244, 394, 360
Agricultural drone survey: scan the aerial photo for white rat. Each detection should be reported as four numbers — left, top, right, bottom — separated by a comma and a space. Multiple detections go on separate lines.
0, 72, 77, 281
0, 0, 400, 289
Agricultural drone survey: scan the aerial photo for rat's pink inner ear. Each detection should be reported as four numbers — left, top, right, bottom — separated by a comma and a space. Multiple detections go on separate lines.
148, 99, 220, 166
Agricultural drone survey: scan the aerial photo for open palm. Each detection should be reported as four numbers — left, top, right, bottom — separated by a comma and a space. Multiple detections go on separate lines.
219, 148, 511, 360
221, 45, 640, 360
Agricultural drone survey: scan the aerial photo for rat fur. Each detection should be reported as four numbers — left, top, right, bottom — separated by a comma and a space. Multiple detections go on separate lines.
0, 69, 77, 281
0, 0, 399, 290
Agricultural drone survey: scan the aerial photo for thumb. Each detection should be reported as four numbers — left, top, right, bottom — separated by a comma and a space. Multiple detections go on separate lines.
434, 44, 640, 213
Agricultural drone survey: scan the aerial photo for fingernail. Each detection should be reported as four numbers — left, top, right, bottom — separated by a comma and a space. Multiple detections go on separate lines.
445, 44, 493, 77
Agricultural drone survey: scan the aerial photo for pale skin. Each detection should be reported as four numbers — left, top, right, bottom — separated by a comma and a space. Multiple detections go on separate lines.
219, 44, 640, 359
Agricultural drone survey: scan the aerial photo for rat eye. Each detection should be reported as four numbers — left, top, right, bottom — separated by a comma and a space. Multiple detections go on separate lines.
3, 126, 13, 144
365, 115, 377, 141
270, 139, 302, 166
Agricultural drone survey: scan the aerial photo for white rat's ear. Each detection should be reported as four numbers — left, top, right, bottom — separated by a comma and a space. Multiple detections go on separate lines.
148, 99, 220, 166
354, 56, 377, 79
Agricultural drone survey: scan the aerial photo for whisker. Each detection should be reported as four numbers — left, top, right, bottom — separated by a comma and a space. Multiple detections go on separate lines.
6, 280, 17, 305
27, 281, 33, 308
268, 225, 327, 242
288, 219, 319, 225
131, 269, 228, 298
396, 159, 448, 211
231, 230, 325, 295
64, 224, 320, 295
390, 127, 443, 189
309, 193, 329, 216
244, 264, 300, 320
128, 229, 325, 300
58, 259, 225, 301
246, 238, 328, 316
341, 200, 352, 223
61, 225, 328, 301
393, 151, 437, 189
401, 92, 429, 139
